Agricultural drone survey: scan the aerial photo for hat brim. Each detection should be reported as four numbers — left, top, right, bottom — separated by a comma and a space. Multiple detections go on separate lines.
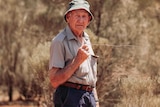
64, 6, 94, 22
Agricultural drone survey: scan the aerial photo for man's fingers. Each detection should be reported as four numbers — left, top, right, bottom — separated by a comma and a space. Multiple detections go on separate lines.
81, 44, 89, 52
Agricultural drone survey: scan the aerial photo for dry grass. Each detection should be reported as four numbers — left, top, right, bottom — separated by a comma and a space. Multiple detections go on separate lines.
116, 76, 160, 107
0, 0, 160, 107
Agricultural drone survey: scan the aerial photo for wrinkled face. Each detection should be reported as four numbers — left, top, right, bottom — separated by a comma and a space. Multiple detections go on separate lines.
66, 9, 91, 36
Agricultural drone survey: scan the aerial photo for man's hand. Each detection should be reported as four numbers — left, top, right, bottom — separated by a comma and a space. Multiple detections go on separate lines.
96, 102, 100, 107
75, 44, 90, 64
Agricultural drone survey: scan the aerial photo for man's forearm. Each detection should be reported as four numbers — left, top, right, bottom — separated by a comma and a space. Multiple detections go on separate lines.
93, 88, 100, 107
49, 58, 81, 88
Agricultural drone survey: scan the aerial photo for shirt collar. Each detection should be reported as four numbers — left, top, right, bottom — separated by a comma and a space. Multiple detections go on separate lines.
65, 26, 85, 41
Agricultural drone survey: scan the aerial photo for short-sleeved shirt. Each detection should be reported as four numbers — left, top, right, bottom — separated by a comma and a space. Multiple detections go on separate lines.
49, 26, 97, 87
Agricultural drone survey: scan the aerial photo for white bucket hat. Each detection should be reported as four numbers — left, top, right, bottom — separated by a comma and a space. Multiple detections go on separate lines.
64, 0, 94, 21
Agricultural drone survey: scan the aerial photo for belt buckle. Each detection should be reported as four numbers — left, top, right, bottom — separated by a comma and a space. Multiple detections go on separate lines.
86, 86, 92, 91
76, 84, 82, 90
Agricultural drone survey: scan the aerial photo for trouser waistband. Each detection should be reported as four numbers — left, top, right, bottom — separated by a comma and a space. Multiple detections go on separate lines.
61, 82, 94, 92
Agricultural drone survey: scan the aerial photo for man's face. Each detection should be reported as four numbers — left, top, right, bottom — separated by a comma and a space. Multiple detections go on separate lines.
66, 9, 91, 36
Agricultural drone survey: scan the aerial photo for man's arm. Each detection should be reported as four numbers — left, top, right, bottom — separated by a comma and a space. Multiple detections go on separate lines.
93, 88, 100, 107
49, 45, 89, 88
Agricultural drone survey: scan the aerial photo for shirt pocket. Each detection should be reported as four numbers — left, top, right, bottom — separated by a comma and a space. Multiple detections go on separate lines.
90, 55, 98, 78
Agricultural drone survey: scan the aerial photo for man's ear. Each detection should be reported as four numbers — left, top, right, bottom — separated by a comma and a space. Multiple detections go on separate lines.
86, 16, 91, 26
88, 16, 92, 22
66, 13, 71, 22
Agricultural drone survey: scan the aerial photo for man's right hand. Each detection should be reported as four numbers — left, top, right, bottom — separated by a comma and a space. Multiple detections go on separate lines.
75, 44, 90, 64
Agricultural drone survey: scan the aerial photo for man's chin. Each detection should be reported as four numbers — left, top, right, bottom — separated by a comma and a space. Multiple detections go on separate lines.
76, 26, 85, 30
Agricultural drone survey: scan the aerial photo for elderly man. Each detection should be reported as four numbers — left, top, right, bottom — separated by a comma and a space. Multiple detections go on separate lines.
49, 0, 99, 107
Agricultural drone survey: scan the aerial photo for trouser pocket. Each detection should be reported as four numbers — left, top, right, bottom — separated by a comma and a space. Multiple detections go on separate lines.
54, 86, 69, 106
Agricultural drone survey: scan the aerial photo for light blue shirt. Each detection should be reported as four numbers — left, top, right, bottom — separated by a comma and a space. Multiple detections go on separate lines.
49, 26, 97, 86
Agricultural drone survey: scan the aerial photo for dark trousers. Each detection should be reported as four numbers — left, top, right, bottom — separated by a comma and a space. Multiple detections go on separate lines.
53, 86, 96, 107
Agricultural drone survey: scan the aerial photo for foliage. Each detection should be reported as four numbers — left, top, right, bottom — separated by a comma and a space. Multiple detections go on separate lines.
0, 0, 160, 107
116, 76, 160, 107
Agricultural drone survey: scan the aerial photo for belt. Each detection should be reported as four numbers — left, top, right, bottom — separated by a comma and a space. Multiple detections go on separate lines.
61, 82, 94, 92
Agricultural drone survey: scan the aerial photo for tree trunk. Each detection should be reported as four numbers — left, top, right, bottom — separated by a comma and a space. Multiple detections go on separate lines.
8, 83, 13, 101
95, 0, 103, 36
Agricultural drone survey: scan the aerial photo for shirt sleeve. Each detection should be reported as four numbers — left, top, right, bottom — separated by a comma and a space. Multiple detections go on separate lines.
49, 39, 65, 70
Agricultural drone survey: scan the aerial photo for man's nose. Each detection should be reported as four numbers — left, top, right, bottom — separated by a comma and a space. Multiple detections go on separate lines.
77, 16, 85, 22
